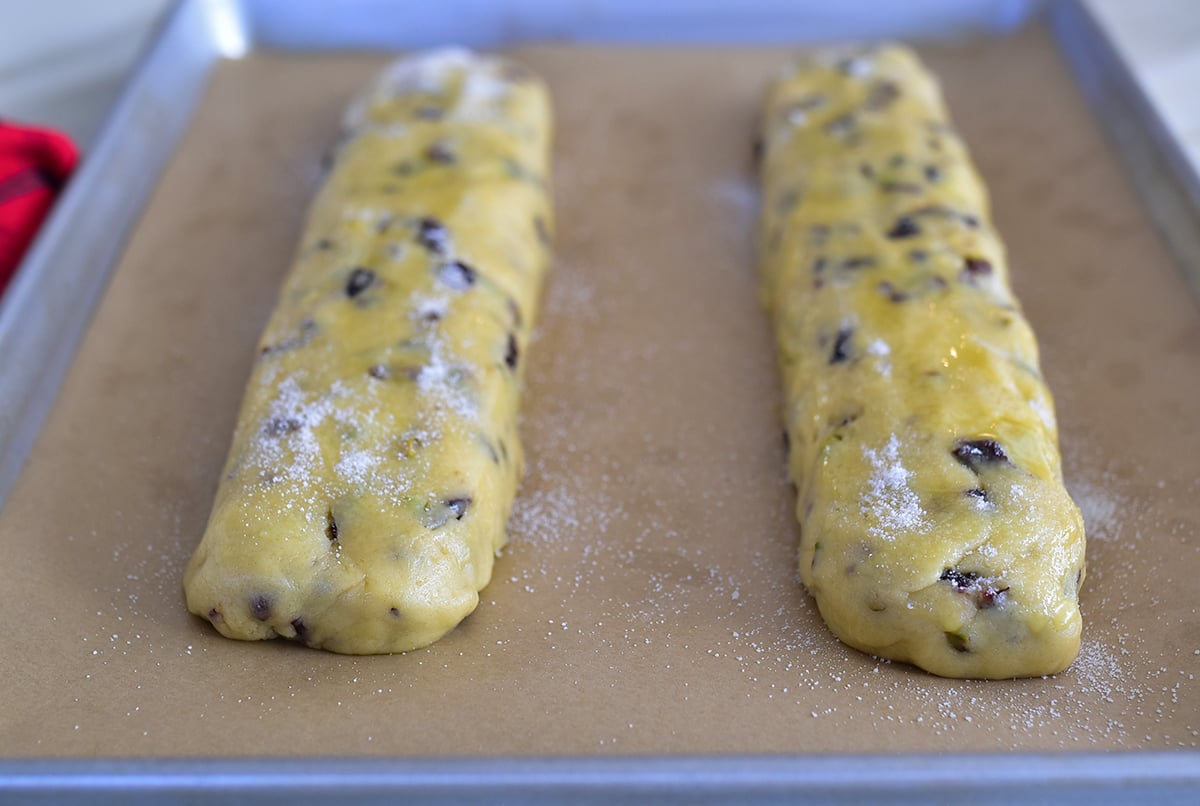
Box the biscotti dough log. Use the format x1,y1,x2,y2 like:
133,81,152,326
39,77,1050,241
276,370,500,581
184,50,553,654
757,46,1085,678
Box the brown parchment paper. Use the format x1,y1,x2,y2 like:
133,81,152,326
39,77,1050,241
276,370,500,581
2,23,1199,758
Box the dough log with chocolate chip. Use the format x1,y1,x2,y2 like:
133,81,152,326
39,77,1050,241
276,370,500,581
757,46,1085,678
184,50,553,654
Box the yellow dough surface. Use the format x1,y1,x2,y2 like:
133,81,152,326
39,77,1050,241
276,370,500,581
757,46,1085,678
184,50,553,654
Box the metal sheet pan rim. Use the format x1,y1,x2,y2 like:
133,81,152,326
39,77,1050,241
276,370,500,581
1048,0,1200,304
3,0,1200,796
4,752,1200,800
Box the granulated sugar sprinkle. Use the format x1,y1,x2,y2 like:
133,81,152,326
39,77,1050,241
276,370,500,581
861,434,928,539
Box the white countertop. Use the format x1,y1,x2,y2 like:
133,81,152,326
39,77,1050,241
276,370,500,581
0,0,170,147
1086,0,1200,167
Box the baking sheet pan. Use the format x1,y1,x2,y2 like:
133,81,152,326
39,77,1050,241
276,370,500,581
2,0,1199,798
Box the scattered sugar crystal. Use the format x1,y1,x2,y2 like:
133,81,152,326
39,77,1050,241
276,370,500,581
861,435,927,540
866,338,892,378
417,337,479,422
414,294,450,323
1066,475,1125,542
334,449,381,487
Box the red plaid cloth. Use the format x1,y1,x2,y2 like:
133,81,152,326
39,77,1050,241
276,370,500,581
0,121,79,296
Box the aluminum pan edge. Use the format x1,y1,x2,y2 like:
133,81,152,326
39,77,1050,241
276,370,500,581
239,0,1039,49
1049,0,1200,304
1,753,1199,804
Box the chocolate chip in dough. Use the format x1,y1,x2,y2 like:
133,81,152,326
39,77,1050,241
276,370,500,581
834,411,860,428
426,141,456,164
445,497,471,520
264,417,302,436
961,256,993,281
439,260,477,290
864,80,900,111
250,595,273,622
504,333,519,370
345,267,376,298
291,617,309,640
208,608,223,624
976,586,1009,609
886,217,920,239
941,567,1007,609
877,281,908,302
325,508,339,542
953,439,1009,470
416,217,450,254
368,364,391,380
924,164,942,183
829,326,854,364
940,568,979,589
